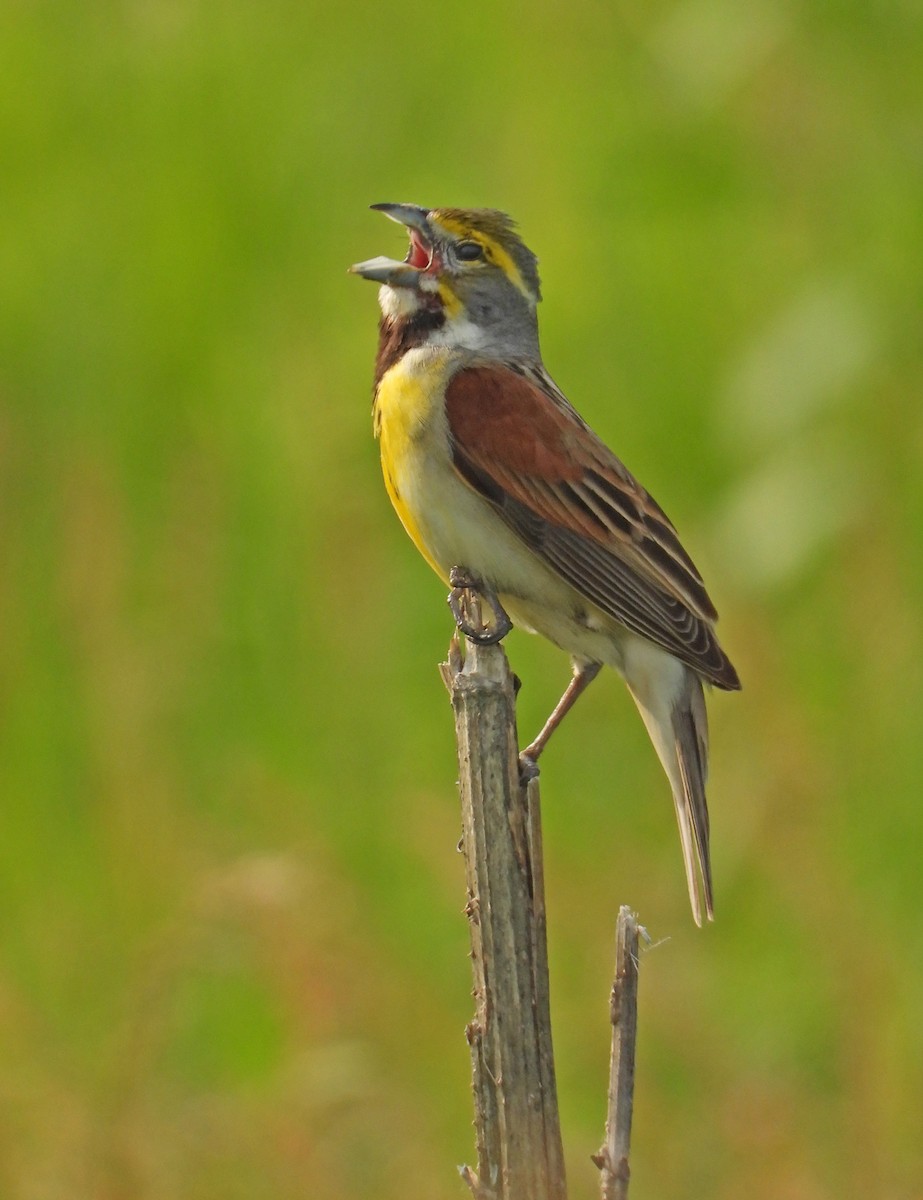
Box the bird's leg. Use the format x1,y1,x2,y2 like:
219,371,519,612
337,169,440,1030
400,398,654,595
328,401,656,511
447,566,513,645
519,660,602,780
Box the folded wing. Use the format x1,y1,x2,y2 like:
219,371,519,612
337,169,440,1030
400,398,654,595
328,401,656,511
444,363,740,690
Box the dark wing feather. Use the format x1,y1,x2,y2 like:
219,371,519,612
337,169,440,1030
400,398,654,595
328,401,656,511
444,364,740,690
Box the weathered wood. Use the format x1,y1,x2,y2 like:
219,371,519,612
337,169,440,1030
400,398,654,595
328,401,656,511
593,907,642,1200
440,634,567,1200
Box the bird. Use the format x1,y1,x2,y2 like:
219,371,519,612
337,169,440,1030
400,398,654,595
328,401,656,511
351,203,740,925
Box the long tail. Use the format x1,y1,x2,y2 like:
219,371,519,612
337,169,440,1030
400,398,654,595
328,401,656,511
627,664,712,925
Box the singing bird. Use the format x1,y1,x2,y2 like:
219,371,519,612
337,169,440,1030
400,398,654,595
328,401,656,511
351,204,740,924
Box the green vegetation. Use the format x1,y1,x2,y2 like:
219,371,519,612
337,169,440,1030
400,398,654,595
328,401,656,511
1,2,921,1196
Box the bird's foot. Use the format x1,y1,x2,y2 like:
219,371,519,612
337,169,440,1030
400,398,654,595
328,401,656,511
447,566,512,645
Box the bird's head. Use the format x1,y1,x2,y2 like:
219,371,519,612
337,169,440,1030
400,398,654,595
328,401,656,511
351,203,542,357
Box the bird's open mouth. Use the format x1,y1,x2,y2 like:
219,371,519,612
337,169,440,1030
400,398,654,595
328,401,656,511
350,203,438,288
406,228,434,269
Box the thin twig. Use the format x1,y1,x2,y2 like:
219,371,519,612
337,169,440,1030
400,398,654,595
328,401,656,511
593,906,642,1200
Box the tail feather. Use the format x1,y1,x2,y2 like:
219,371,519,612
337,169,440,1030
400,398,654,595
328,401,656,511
626,657,713,925
671,677,712,925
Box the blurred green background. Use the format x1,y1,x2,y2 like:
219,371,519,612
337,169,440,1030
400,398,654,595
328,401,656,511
2,1,922,1196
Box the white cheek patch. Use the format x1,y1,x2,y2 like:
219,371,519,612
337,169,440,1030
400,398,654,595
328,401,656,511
378,271,442,319
378,285,424,318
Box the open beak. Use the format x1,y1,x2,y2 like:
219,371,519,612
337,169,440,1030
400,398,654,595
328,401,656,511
350,203,436,288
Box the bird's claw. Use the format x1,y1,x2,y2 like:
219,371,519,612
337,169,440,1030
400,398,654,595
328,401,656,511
447,567,513,645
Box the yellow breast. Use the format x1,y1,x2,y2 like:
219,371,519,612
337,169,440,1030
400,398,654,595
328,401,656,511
373,348,456,580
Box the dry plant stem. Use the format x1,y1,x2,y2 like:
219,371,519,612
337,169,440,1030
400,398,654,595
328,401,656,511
594,907,642,1200
440,632,567,1200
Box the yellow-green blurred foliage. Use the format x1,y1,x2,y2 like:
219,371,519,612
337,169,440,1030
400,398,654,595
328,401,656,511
2,1,922,1196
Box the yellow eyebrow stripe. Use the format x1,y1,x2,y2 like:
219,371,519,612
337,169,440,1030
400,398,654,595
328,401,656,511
434,214,531,300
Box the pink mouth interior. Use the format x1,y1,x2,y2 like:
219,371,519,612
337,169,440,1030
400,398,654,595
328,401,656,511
406,230,433,269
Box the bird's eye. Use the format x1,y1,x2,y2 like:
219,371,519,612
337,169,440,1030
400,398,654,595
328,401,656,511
456,240,484,262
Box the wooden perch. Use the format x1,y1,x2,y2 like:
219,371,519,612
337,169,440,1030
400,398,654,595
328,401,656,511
440,634,567,1200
